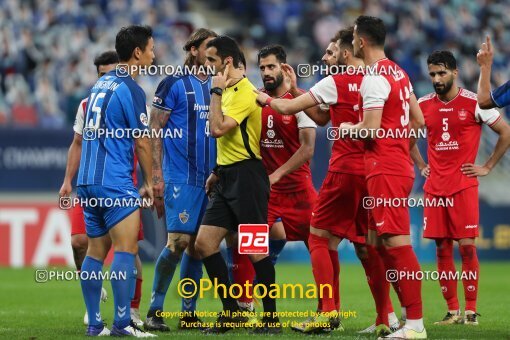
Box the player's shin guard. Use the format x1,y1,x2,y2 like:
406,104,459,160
459,245,479,312
308,234,335,312
180,252,203,313
328,249,340,311
437,240,459,311
111,252,136,329
385,245,423,320
269,239,287,265
364,245,390,326
252,257,277,317
131,278,143,309
81,256,104,327
232,250,254,304
149,247,180,313
202,252,239,312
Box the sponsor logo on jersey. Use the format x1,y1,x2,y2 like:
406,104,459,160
465,224,478,229
267,129,275,138
458,109,467,120
441,132,451,142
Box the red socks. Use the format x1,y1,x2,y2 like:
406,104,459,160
384,245,423,319
328,249,340,311
308,234,336,312
131,278,143,309
436,240,459,311
232,250,255,303
363,245,390,325
459,245,479,312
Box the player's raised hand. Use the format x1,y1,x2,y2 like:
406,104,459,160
59,181,72,198
461,163,490,177
281,63,298,90
477,35,493,67
152,172,165,218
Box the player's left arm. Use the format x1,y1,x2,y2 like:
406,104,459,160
477,35,498,109
209,63,238,137
269,127,316,186
461,116,510,177
408,92,425,149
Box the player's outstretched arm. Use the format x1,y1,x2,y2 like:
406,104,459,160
269,127,316,186
477,35,497,109
149,106,170,218
59,133,82,197
461,118,510,177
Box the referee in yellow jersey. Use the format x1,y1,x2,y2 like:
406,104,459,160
194,36,279,334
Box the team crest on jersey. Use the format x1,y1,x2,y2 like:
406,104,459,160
179,210,190,224
140,112,149,126
441,132,450,141
267,129,275,138
282,115,292,125
458,109,467,121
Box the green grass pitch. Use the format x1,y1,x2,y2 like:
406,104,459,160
1,262,509,339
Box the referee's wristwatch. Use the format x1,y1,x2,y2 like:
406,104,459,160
210,87,223,96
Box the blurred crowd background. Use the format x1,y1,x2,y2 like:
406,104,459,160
1,0,510,128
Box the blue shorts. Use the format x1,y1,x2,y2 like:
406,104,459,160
165,183,208,234
77,185,141,238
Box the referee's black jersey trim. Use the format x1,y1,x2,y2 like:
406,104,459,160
240,117,256,159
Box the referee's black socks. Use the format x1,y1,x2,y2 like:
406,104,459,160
252,256,278,319
202,252,239,313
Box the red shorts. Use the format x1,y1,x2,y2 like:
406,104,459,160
310,172,366,244
70,204,144,240
423,186,479,239
367,174,414,236
267,184,317,241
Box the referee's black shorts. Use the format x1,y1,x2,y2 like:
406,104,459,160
201,158,269,232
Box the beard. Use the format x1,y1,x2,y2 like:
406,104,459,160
263,73,284,91
433,78,454,95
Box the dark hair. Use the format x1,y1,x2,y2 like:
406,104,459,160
183,28,218,67
239,50,246,69
427,50,457,70
115,25,153,62
93,51,119,73
337,27,354,51
354,16,386,47
330,30,342,43
205,35,242,67
257,44,287,64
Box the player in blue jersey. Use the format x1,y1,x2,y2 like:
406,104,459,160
143,28,218,332
477,36,510,109
76,25,155,337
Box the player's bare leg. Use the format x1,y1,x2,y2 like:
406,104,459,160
108,210,155,337
458,237,480,325
434,238,462,325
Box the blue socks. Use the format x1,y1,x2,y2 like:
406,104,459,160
111,251,135,329
81,256,104,327
269,239,287,265
149,247,179,313
180,252,203,313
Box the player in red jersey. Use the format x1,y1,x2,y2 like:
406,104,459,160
58,51,145,328
255,28,401,335
417,51,510,326
339,16,427,339
231,45,317,314
322,31,340,68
